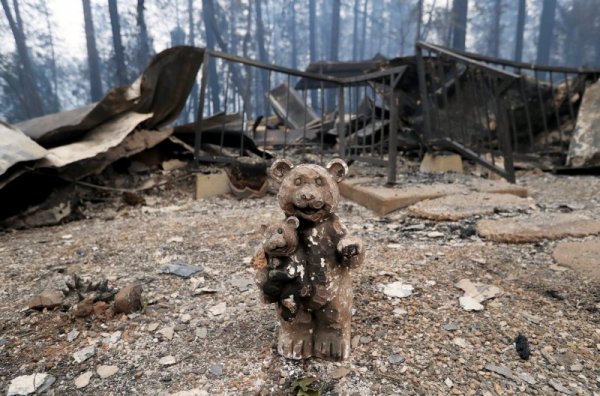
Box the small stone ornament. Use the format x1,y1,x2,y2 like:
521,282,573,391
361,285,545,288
253,159,365,360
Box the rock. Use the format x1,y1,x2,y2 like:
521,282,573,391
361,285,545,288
331,367,351,379
159,355,177,366
7,373,55,396
73,345,96,363
229,275,255,291
553,239,600,281
409,192,530,221
169,389,209,396
455,279,502,302
359,336,372,344
180,314,192,324
518,372,537,385
66,329,80,342
114,284,143,314
101,331,122,345
388,354,405,365
158,326,175,340
93,301,109,316
443,323,459,332
74,371,93,389
96,365,119,379
476,213,600,243
515,334,531,360
444,378,454,388
452,337,469,348
148,322,160,332
567,79,600,167
522,312,541,325
72,297,95,318
166,236,184,243
160,262,203,278
382,282,414,298
195,327,208,339
426,231,444,238
549,380,573,395
27,289,63,310
569,363,583,372
459,296,484,311
208,363,223,376
484,363,515,380
455,279,501,311
393,308,407,316
209,302,226,316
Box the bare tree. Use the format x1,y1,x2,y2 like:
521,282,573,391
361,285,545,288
82,0,103,101
514,0,526,62
536,0,557,66
136,0,151,71
450,0,468,51
330,0,340,61
108,0,127,86
40,0,59,109
489,0,502,57
1,0,44,117
201,0,221,112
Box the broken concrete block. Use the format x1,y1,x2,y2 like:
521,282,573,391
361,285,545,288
553,239,600,281
476,213,600,243
27,289,64,310
195,172,230,199
567,80,600,167
408,192,531,221
419,153,463,174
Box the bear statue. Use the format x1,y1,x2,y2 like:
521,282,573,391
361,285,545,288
254,158,365,361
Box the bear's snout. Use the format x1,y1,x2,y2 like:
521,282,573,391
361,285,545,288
267,234,287,251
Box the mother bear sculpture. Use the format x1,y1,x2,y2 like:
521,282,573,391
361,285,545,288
254,158,365,361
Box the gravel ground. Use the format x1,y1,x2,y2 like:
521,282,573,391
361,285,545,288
1,167,599,395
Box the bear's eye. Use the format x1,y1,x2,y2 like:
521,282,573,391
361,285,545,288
315,177,323,186
294,177,302,186
277,228,283,234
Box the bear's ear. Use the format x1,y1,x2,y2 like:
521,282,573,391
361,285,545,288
326,158,348,183
269,159,294,182
285,216,299,229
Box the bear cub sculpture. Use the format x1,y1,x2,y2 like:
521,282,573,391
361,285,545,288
261,216,311,321
254,158,365,361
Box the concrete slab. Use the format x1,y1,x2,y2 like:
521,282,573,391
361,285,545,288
419,153,463,174
476,213,600,243
408,192,531,221
195,172,230,199
553,239,600,281
339,177,528,216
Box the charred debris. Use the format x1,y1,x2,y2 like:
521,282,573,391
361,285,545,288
1,43,599,230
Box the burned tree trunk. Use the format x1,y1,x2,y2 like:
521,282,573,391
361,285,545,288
352,0,360,60
327,0,341,110
450,0,468,51
290,3,297,69
82,0,103,101
108,0,127,86
309,0,318,105
490,0,501,57
514,0,526,62
187,0,198,121
1,0,44,118
41,1,59,111
255,0,269,114
360,0,368,59
201,0,222,112
536,0,556,67
416,0,423,42
136,0,151,70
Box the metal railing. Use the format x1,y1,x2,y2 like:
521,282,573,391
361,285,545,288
416,41,600,181
192,50,404,184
